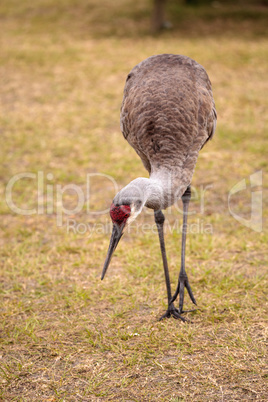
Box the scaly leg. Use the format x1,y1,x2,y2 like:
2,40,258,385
170,186,197,313
154,210,186,322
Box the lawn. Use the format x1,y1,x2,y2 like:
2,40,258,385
0,0,267,400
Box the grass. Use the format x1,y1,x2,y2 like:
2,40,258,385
0,0,268,400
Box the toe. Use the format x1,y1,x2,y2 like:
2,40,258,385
185,280,197,305
172,309,186,322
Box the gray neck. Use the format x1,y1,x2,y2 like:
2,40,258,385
116,169,188,210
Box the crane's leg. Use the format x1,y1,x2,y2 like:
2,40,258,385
170,186,197,313
154,210,186,322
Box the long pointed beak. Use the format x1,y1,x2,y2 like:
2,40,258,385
101,224,124,280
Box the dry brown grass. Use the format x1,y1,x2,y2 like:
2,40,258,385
0,0,268,400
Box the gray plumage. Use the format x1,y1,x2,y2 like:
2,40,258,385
116,54,216,210
102,54,217,321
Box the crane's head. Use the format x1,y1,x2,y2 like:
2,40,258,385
101,193,143,280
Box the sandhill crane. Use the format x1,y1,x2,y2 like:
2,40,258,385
101,54,217,321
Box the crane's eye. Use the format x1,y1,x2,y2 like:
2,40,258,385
126,73,133,81
110,203,131,226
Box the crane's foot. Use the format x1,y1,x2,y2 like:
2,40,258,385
169,272,197,314
159,303,187,322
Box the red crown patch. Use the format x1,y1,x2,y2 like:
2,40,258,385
110,203,131,226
